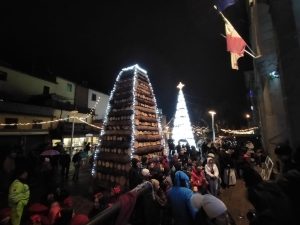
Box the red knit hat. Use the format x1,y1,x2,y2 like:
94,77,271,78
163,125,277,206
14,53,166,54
63,196,73,208
71,214,89,225
28,203,48,214
30,214,42,223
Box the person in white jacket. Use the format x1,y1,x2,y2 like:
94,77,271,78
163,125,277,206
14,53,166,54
205,157,220,196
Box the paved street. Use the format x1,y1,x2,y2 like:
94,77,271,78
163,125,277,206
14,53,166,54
220,180,253,225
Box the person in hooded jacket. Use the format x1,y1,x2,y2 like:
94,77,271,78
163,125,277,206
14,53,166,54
167,171,196,225
205,157,220,196
8,169,30,225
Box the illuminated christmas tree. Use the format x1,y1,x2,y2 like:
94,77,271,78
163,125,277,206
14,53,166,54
172,82,196,147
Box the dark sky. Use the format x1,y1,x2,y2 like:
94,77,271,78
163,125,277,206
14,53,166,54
0,0,252,128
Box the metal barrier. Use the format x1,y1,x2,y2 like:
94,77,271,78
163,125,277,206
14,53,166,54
86,182,152,225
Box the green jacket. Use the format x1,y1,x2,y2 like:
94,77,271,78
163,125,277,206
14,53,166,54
8,179,30,207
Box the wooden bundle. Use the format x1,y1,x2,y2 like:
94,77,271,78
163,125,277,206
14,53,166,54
95,66,163,188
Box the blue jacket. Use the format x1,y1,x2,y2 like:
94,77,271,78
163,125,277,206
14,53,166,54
167,171,195,225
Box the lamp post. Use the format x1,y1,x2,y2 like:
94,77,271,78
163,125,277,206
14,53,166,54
208,110,216,143
245,113,251,128
70,110,78,157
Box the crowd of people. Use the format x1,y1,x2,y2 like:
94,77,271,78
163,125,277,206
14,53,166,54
0,143,95,225
1,138,300,225
89,139,261,225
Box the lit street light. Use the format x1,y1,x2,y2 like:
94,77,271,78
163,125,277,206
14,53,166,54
245,113,251,128
208,110,216,142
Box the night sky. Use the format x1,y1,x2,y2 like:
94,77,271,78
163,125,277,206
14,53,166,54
0,0,252,128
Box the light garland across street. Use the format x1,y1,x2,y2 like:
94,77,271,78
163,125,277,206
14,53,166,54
221,127,259,135
0,116,102,129
0,96,102,129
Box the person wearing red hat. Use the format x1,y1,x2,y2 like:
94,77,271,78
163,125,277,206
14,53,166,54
28,203,48,215
71,214,89,225
30,214,42,225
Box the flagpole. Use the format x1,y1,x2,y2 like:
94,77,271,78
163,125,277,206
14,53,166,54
213,5,260,58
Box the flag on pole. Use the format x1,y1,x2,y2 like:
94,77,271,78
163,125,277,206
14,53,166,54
225,20,246,70
215,0,237,11
212,4,259,69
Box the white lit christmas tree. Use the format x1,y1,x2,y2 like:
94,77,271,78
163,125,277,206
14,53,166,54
172,82,197,147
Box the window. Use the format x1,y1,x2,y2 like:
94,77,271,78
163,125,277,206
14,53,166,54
67,83,73,92
0,71,7,81
4,118,18,129
43,86,50,95
32,120,42,129
91,93,97,101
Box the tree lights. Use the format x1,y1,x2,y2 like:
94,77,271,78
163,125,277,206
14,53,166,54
172,82,197,148
94,65,163,187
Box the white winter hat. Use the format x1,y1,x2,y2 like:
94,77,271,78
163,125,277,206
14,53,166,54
141,168,151,177
207,153,215,158
191,194,227,219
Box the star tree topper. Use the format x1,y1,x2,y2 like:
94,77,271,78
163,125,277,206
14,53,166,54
177,82,185,90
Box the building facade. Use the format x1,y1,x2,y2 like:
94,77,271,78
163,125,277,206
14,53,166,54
0,66,75,105
248,0,300,166
88,89,109,121
0,66,108,154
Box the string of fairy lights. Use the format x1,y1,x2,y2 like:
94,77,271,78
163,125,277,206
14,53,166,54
0,96,102,129
165,124,258,136
1,91,259,135
82,97,102,120
220,127,258,135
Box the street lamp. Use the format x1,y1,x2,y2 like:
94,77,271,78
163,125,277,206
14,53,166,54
208,110,216,142
69,110,78,157
245,113,251,128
